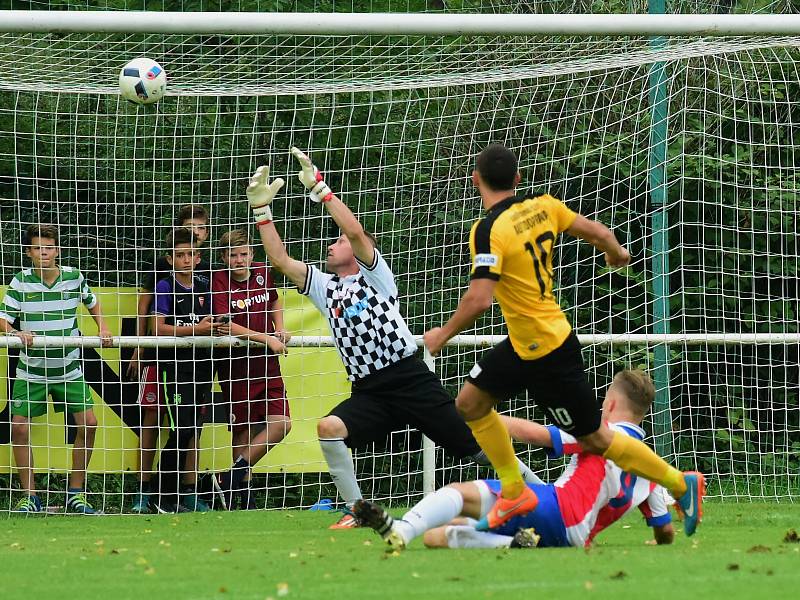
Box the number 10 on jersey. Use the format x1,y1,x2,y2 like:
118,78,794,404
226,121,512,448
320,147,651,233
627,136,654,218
525,231,555,299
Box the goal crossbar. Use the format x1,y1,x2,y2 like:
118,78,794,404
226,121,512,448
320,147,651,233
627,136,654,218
2,11,800,36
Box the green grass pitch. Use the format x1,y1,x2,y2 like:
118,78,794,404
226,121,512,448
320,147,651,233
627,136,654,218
3,503,799,599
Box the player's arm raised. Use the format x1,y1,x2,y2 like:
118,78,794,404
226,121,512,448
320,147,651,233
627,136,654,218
290,147,374,265
566,214,631,267
247,165,308,290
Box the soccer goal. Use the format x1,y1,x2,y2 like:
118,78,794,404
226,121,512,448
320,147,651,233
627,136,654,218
0,4,799,514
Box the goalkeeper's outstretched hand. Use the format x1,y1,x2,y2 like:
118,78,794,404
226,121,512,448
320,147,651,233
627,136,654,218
247,166,285,226
291,146,333,202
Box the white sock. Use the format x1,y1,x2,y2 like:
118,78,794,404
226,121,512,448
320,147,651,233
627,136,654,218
517,458,545,485
394,486,464,545
473,451,544,485
319,438,362,506
445,525,513,549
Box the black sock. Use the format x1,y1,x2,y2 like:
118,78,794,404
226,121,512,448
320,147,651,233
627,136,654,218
141,481,152,494
231,458,251,488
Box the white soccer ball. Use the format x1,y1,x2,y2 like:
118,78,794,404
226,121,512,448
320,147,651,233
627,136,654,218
119,57,167,105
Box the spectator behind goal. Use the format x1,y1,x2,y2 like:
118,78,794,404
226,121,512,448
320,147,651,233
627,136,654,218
0,224,113,514
212,229,291,510
150,228,227,513
130,204,212,513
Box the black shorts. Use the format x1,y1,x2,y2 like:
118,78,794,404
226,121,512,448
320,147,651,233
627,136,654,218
466,332,601,437
330,357,480,458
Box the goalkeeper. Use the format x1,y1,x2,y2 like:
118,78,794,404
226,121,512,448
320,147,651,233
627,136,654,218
246,148,540,529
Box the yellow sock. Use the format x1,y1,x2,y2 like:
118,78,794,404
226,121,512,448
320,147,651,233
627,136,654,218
466,410,524,499
603,431,687,498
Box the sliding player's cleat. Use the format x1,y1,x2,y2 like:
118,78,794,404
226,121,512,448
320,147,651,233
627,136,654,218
475,485,538,531
677,471,705,536
510,527,541,549
353,499,406,550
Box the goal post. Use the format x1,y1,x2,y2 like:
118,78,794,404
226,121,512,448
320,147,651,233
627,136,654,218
1,8,799,513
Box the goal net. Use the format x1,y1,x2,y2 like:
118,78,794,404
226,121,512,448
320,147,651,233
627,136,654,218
0,2,799,513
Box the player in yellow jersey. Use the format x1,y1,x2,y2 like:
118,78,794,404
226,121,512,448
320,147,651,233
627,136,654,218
424,144,704,536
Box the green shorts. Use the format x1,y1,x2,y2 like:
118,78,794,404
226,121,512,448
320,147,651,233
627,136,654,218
10,378,94,418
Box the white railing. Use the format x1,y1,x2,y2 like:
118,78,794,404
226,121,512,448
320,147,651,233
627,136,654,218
0,332,797,348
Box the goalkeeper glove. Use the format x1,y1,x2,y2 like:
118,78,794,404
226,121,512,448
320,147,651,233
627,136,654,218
290,146,334,203
246,165,285,226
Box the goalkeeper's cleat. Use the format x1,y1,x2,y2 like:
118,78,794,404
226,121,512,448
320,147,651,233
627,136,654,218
13,494,43,514
352,499,406,551
510,527,541,549
181,493,211,513
131,492,151,514
66,492,97,515
676,471,705,537
475,485,538,531
329,507,363,530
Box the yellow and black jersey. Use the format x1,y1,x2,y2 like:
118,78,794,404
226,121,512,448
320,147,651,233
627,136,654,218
469,192,577,360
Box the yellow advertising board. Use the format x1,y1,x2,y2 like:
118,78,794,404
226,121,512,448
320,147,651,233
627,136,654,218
0,287,349,475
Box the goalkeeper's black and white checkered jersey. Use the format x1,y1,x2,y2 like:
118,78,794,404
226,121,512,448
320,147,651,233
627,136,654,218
300,249,417,381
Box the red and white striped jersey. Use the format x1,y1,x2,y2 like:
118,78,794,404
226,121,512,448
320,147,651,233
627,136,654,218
547,422,672,547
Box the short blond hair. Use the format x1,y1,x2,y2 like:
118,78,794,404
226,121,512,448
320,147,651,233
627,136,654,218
219,229,250,257
612,369,655,417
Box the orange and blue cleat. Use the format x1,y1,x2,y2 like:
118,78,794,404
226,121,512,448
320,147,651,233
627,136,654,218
475,485,539,531
677,471,705,536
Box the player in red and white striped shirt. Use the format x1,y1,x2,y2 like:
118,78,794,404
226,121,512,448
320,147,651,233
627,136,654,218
212,229,291,509
356,370,676,550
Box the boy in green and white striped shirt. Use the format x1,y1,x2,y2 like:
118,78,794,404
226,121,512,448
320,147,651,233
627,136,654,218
0,224,112,514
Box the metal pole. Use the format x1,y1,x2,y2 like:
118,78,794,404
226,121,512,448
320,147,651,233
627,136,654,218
422,347,437,496
2,11,800,35
648,0,674,460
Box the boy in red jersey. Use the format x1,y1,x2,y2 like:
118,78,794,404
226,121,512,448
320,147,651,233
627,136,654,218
212,229,291,509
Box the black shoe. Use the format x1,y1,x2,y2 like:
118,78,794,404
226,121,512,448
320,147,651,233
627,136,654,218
510,527,541,549
238,489,258,510
352,499,405,550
